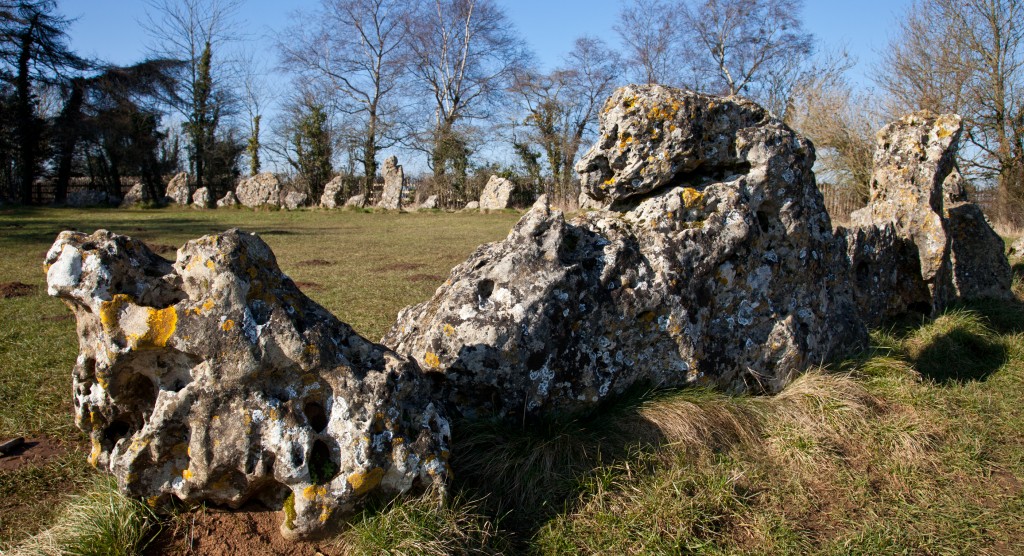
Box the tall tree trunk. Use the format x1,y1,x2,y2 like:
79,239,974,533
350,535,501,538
16,21,37,204
54,81,84,204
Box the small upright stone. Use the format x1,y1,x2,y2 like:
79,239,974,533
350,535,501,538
420,195,439,210
344,194,366,208
120,182,149,208
463,201,479,210
320,176,345,208
283,191,308,210
479,175,515,210
192,187,211,208
377,156,404,210
236,172,282,208
165,172,191,205
217,190,239,208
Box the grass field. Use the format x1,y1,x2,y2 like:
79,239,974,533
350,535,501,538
2,206,1023,555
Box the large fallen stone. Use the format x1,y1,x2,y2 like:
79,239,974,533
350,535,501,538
479,175,515,210
384,85,866,420
45,229,450,539
842,111,1011,325
236,172,282,208
165,172,191,206
377,156,404,210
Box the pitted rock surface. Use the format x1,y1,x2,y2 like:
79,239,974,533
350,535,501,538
192,187,211,208
479,175,515,210
843,111,1011,323
284,191,308,210
44,229,450,540
217,190,239,208
320,176,345,208
384,85,866,420
377,156,404,210
165,172,191,205
237,172,283,208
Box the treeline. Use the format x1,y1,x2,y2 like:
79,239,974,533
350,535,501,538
1,0,1022,219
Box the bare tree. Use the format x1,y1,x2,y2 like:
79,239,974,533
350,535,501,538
405,0,528,205
279,0,410,199
511,36,622,205
679,0,814,99
143,0,242,201
614,0,682,86
239,48,275,177
876,0,1024,223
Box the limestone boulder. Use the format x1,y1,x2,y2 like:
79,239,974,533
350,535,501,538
192,187,211,208
284,191,308,210
45,230,450,539
479,176,515,210
843,111,1011,324
377,156,404,210
120,182,149,208
1009,236,1024,259
217,191,239,208
463,201,479,211
384,85,866,421
320,176,345,208
420,195,438,210
236,173,282,208
344,194,366,208
165,173,191,206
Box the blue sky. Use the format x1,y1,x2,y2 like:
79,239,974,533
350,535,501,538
58,0,913,172
63,0,910,86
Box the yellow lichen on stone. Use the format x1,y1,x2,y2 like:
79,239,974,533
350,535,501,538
99,293,134,333
347,467,384,496
132,306,177,349
221,319,235,331
303,484,328,500
182,468,193,480
205,259,216,270
443,323,455,336
681,187,704,210
88,438,101,466
283,492,296,529
424,351,440,369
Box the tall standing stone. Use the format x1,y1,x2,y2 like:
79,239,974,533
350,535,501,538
377,156,404,210
320,175,345,208
165,172,191,206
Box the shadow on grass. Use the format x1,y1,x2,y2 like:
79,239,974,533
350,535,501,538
911,324,1006,384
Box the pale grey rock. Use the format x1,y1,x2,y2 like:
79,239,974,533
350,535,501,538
120,182,148,208
165,173,191,206
45,229,450,540
1010,236,1024,259
377,156,404,210
385,85,866,421
843,111,1011,323
320,176,345,208
236,173,282,208
217,191,239,208
419,195,439,210
479,175,515,210
192,187,211,208
284,191,308,210
344,194,366,208
463,201,479,211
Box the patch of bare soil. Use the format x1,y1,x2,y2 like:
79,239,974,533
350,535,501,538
294,281,324,291
298,259,333,267
0,281,36,299
408,273,446,283
376,262,425,272
147,506,331,556
0,437,76,471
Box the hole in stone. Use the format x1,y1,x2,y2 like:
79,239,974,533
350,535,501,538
527,351,547,371
305,401,328,433
477,279,495,304
756,210,772,234
103,419,131,444
309,440,339,485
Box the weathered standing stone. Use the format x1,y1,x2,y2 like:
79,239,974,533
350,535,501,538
284,191,308,210
419,195,439,210
842,111,1011,325
45,229,450,540
166,173,191,205
479,175,515,210
377,156,404,210
120,182,149,208
217,191,239,208
385,85,866,420
236,172,282,208
192,187,211,208
344,194,366,208
320,176,345,208
463,201,479,211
